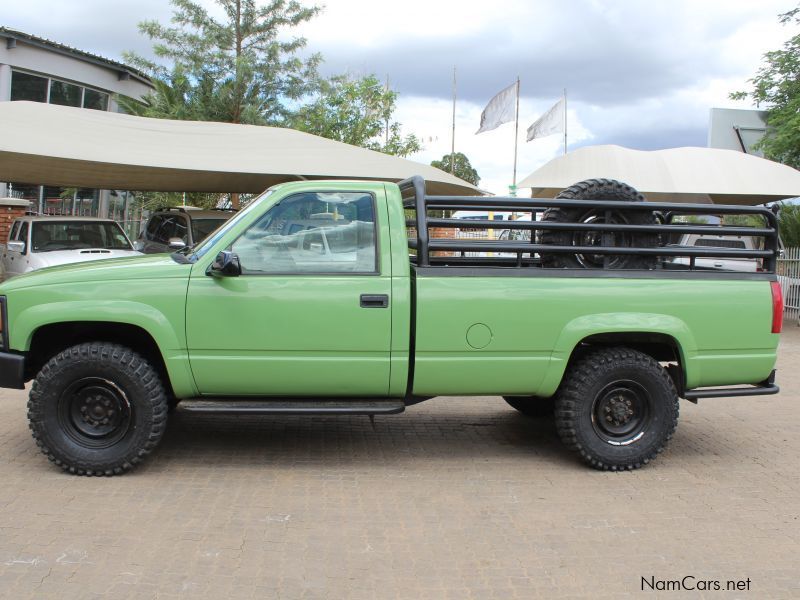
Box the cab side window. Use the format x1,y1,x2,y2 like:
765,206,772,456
231,192,377,274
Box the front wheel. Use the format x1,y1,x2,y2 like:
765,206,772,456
554,347,678,470
27,343,168,476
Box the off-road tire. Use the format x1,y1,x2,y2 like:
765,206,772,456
554,347,678,470
27,342,168,476
503,396,555,417
540,178,657,269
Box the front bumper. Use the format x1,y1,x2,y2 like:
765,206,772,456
0,352,25,389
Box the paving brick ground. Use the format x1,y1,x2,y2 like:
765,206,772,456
0,330,799,599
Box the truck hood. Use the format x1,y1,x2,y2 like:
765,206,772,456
0,253,191,291
28,248,142,269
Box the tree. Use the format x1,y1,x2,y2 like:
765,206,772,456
431,152,480,186
723,214,767,229
778,202,800,248
122,0,322,126
121,0,322,208
117,66,202,120
731,6,800,168
291,74,421,157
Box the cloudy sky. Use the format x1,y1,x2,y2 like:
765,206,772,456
4,0,799,193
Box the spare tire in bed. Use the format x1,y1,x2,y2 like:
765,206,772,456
539,178,658,270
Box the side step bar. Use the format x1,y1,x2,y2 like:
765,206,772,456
180,398,406,416
683,370,779,401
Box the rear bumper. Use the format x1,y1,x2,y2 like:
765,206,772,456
0,352,25,389
683,370,779,401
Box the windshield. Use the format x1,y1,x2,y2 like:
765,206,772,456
188,190,274,260
32,221,132,252
191,218,228,244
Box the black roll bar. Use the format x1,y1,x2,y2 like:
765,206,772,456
398,178,781,273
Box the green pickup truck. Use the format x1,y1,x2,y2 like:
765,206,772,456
0,177,783,475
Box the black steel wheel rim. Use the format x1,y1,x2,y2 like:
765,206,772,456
572,210,632,269
57,377,132,448
591,380,652,446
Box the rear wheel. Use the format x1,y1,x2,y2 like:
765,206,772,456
540,178,658,270
503,396,555,417
27,342,168,476
554,347,678,470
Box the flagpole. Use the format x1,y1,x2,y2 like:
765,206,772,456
451,67,457,174
385,75,390,147
512,77,520,195
563,88,567,155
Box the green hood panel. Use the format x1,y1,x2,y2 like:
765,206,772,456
0,254,189,291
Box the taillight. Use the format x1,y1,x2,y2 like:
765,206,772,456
771,281,783,334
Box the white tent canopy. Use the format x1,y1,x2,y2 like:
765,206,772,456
518,145,800,204
0,101,479,196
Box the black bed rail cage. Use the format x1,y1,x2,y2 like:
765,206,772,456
398,176,781,273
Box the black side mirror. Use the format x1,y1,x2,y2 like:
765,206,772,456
208,250,241,277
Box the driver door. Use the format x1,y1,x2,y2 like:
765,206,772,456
185,189,392,397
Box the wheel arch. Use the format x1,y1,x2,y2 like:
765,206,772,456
13,300,197,397
538,312,697,397
26,321,176,397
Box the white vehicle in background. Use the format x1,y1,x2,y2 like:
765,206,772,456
1,217,141,279
451,210,513,222
498,213,534,242
671,233,763,272
451,210,513,238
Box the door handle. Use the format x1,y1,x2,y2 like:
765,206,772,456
360,294,389,308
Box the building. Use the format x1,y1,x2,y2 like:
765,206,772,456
0,27,153,225
708,107,767,156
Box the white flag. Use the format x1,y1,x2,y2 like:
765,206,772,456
475,81,518,134
526,97,565,141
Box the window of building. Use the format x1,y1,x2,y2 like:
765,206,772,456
49,80,82,107
10,71,48,102
10,70,110,112
83,89,109,111
6,182,40,206
74,188,98,216
42,186,69,215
